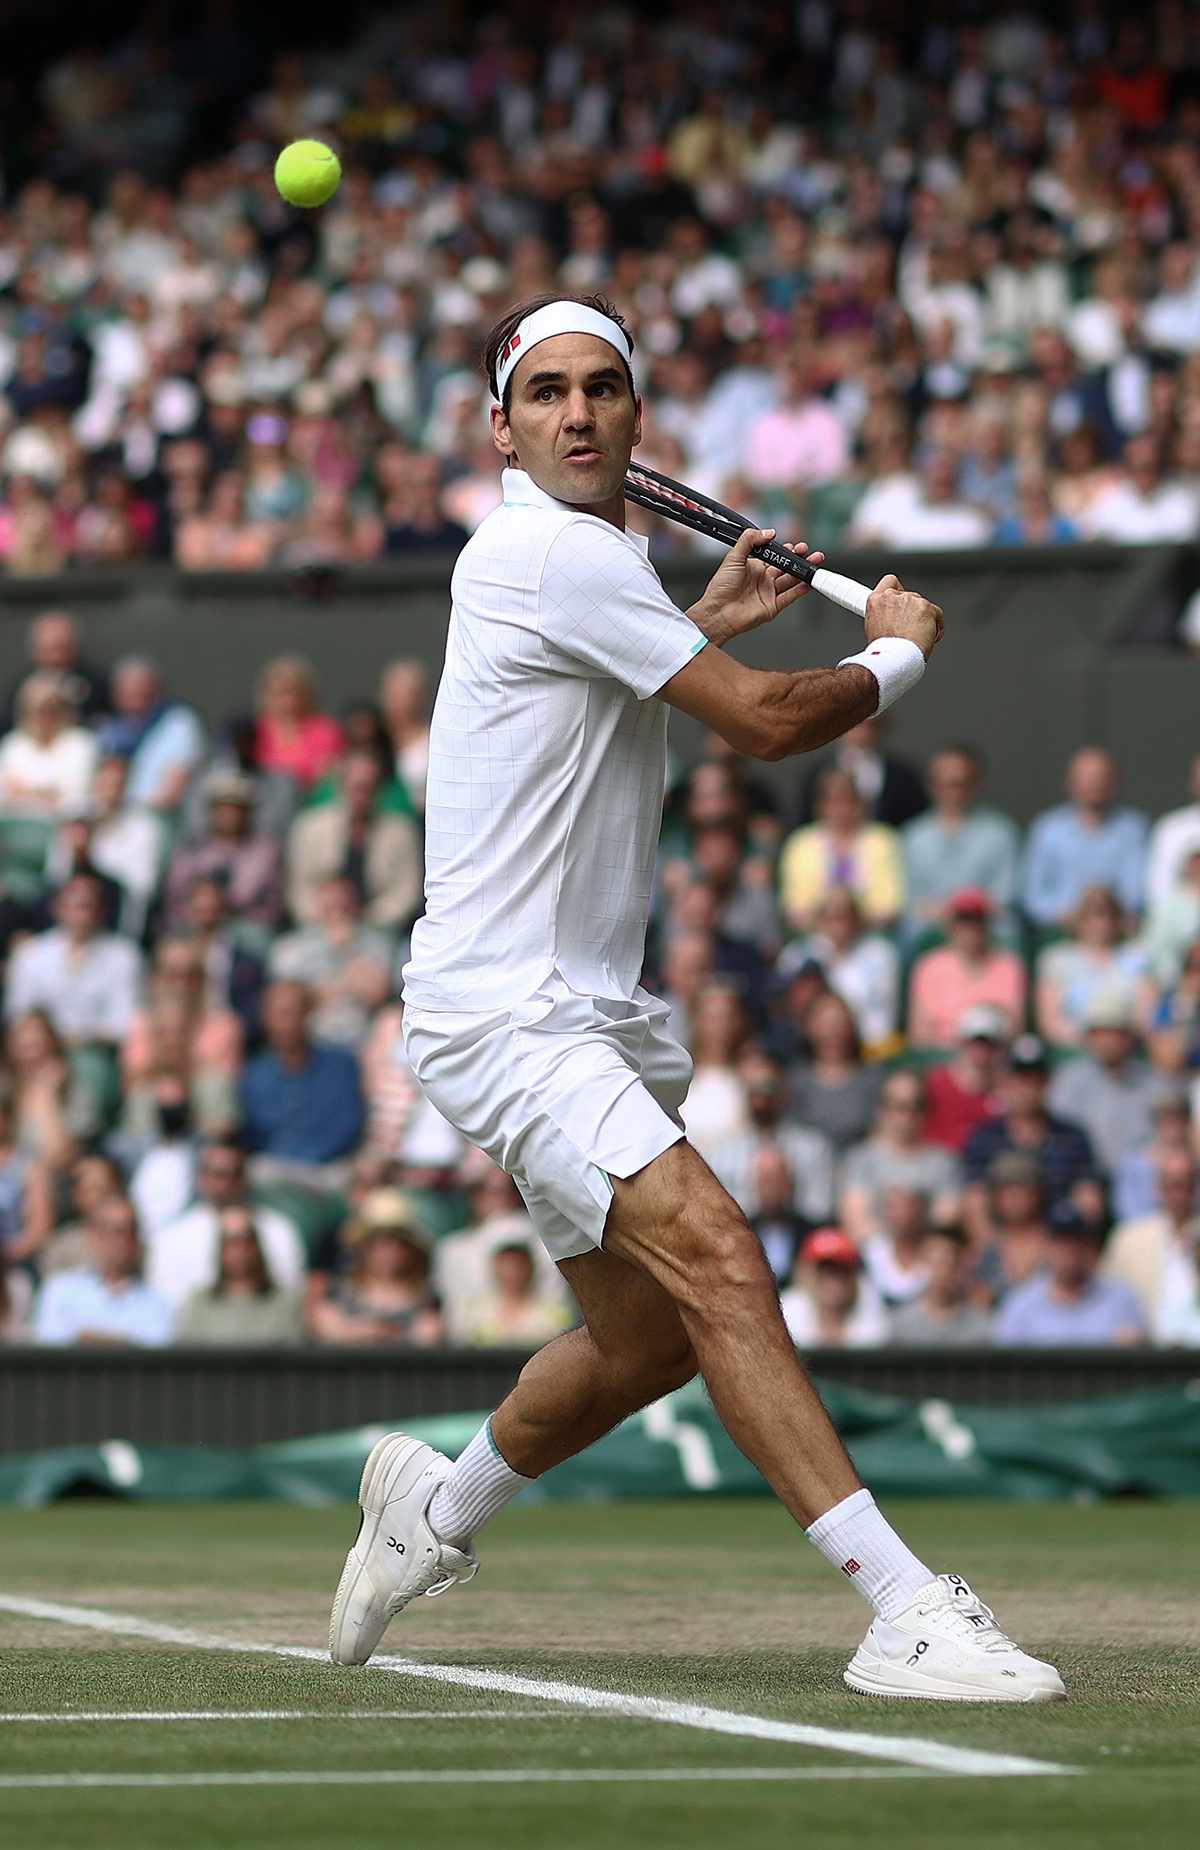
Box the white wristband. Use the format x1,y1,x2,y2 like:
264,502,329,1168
836,637,926,716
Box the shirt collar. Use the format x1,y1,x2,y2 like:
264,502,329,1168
501,467,649,556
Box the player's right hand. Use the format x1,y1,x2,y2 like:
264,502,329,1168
865,574,944,659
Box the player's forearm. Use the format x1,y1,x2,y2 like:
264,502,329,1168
752,664,880,760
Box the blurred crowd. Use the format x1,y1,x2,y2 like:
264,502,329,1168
5,3,1200,584
2,605,1200,1353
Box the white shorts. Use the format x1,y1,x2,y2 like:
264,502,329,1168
402,973,692,1263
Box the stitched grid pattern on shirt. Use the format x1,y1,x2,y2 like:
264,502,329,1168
404,482,705,1010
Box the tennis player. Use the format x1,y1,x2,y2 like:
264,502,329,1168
330,294,1064,1703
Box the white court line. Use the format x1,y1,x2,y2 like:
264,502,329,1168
0,1768,963,1790
0,1593,1075,1779
1,1710,562,1724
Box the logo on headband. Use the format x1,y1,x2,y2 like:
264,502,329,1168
499,332,522,365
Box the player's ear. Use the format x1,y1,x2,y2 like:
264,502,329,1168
490,403,517,462
631,391,643,450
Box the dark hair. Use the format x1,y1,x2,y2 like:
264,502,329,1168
483,293,635,413
213,1216,271,1297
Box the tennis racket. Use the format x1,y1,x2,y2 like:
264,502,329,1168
624,462,872,619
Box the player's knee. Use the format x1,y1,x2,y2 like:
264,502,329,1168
674,1204,771,1310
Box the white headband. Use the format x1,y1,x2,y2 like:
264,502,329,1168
494,301,634,404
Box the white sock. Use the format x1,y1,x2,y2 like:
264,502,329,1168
427,1419,533,1547
805,1488,933,1621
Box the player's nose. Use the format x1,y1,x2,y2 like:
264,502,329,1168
562,390,595,428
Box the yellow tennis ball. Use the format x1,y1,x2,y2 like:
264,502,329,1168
274,139,343,209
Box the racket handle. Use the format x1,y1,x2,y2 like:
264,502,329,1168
751,540,872,619
808,568,872,619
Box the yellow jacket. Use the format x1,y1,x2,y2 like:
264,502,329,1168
778,823,905,927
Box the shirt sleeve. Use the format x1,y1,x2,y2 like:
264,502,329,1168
537,519,707,700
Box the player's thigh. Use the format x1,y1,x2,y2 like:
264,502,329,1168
603,1138,775,1307
558,1243,695,1385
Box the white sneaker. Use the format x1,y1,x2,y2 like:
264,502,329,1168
329,1432,478,1667
844,1573,1066,1703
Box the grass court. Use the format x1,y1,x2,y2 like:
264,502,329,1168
1,1496,1197,1848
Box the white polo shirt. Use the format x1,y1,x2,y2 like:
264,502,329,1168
402,467,707,1012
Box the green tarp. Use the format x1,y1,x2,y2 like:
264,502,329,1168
3,1380,1199,1507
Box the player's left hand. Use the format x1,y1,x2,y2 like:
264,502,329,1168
693,529,824,645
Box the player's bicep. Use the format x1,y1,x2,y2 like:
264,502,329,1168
657,644,780,760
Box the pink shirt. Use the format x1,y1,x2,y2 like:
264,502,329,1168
744,402,850,487
255,714,344,786
908,947,1027,1050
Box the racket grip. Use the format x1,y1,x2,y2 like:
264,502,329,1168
808,568,872,618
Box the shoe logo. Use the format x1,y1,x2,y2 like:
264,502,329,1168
906,1639,930,1668
1001,1669,1017,1678
945,1575,970,1598
967,1613,988,1628
841,1557,862,1578
386,1536,406,1554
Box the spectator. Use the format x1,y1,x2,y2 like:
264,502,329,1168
779,768,904,933
787,991,882,1154
177,871,268,1041
900,743,1020,929
679,981,751,1157
744,1144,811,1285
166,767,283,930
0,1261,32,1341
1081,434,1199,543
49,754,164,938
145,1136,305,1310
239,979,365,1171
309,1190,443,1347
457,1238,574,1348
964,1035,1097,1229
1022,747,1149,927
922,1005,1008,1153
780,887,899,1053
2,609,108,728
1147,943,1200,1077
125,1077,203,1239
5,872,142,1047
970,1152,1052,1309
286,748,422,930
434,1160,565,1340
119,986,239,1150
853,451,991,549
1035,885,1152,1047
0,1088,53,1266
995,1201,1146,1347
689,820,781,960
1113,1093,1195,1224
742,354,849,489
653,929,716,1054
779,1228,889,1349
379,659,431,814
862,1184,934,1311
796,717,926,831
382,453,469,556
889,1223,995,1347
1104,1147,1200,1345
269,873,393,1046
253,654,344,791
660,880,769,1018
1145,753,1200,912
33,1193,173,1347
907,888,1026,1050
39,1153,127,1277
993,473,1079,544
840,1072,962,1245
709,1046,835,1229
173,1206,305,1346
1048,993,1170,1176
100,657,205,815
0,673,96,818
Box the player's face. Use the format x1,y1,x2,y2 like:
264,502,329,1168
493,333,641,518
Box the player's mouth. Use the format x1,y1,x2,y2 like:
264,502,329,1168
563,447,603,464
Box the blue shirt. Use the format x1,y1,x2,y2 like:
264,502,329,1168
34,1268,174,1346
116,704,206,807
1022,804,1150,925
964,1112,1096,1207
240,1042,365,1163
995,1272,1146,1346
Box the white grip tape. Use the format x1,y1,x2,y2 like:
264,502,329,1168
836,636,926,716
809,568,872,618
